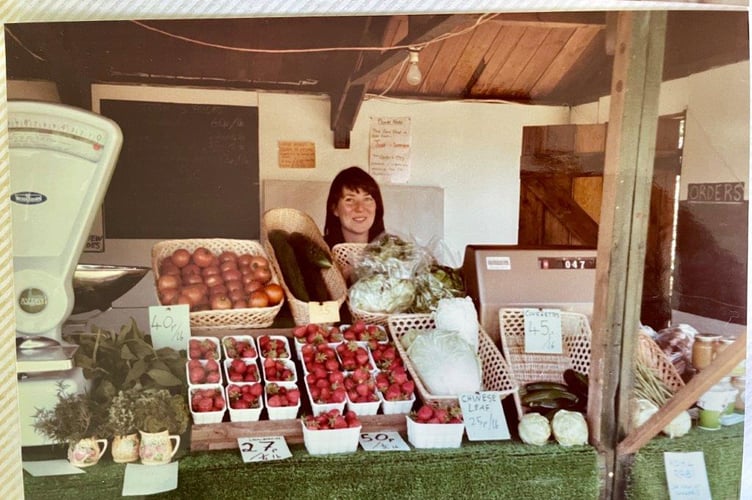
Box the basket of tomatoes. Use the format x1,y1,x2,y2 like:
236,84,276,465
152,238,285,329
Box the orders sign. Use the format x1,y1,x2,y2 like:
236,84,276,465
237,436,292,463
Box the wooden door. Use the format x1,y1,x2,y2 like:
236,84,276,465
519,115,683,329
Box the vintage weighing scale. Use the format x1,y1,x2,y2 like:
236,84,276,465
462,245,597,343
9,100,129,446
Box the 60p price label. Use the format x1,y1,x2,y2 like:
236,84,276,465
148,305,190,351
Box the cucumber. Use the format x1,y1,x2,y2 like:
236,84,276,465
563,369,589,398
267,230,309,302
288,232,332,269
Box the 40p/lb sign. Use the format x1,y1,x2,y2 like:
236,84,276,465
148,304,190,351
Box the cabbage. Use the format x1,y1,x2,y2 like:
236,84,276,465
406,329,482,395
518,413,551,446
434,297,479,351
630,398,659,429
662,410,691,438
348,274,415,313
410,265,466,313
551,409,588,446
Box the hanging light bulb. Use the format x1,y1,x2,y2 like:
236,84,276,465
405,49,422,86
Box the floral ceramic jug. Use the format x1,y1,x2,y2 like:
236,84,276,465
138,430,180,465
111,433,140,463
68,437,108,467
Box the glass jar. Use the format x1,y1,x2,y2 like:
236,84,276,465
731,376,745,411
692,333,721,371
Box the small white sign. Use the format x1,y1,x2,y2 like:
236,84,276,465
122,462,178,496
308,301,340,324
459,392,511,441
523,308,563,354
148,305,191,351
237,436,292,463
359,431,410,451
664,451,713,500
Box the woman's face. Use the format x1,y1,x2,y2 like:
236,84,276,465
333,187,377,243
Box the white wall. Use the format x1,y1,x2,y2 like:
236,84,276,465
258,93,570,258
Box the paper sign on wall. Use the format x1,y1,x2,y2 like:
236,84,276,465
523,308,563,353
369,116,411,184
278,141,315,168
148,304,190,351
459,392,511,441
664,451,712,499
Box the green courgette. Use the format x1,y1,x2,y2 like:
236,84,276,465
267,230,309,302
291,243,331,302
563,369,589,399
525,398,580,411
288,232,332,269
521,388,579,406
524,381,571,393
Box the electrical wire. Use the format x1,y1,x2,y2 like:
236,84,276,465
4,27,46,61
129,13,500,55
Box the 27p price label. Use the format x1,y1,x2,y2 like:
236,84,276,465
359,431,410,451
237,436,292,463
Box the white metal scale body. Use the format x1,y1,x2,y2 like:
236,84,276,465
10,100,122,446
10,100,122,341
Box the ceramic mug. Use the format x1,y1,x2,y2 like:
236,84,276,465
112,433,141,463
68,437,108,467
138,430,181,465
698,409,722,430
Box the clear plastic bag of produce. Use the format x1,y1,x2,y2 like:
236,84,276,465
352,233,433,280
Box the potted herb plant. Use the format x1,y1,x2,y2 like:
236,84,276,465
106,388,141,463
131,389,190,465
33,383,109,467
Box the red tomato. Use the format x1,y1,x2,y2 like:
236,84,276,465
249,255,269,270
249,290,269,308
171,248,191,268
192,247,214,268
263,283,284,306
252,266,272,284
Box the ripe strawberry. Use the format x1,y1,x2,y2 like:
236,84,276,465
196,397,214,412
416,404,435,422
189,366,206,384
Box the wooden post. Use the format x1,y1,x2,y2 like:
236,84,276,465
587,11,667,500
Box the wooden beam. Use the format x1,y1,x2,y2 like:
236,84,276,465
331,14,475,148
521,176,599,246
587,11,667,500
618,332,746,456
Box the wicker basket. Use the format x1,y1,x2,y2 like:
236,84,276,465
498,308,592,389
331,242,367,280
151,238,283,329
388,314,522,418
261,208,348,325
637,332,685,394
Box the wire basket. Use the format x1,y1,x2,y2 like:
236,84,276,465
498,308,592,388
388,314,522,418
261,208,348,325
331,242,367,281
151,238,283,329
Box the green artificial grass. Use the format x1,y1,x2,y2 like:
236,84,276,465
25,423,741,500
626,423,743,500
24,439,600,500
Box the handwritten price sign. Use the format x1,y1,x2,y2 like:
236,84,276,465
359,431,410,452
663,452,712,500
308,301,340,324
237,436,292,463
459,392,511,441
148,305,190,351
523,308,563,354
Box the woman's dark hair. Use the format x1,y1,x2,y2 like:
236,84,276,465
324,166,385,247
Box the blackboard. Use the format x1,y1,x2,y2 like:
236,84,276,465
673,200,748,324
100,100,260,239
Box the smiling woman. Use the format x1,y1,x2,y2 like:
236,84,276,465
324,166,386,247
